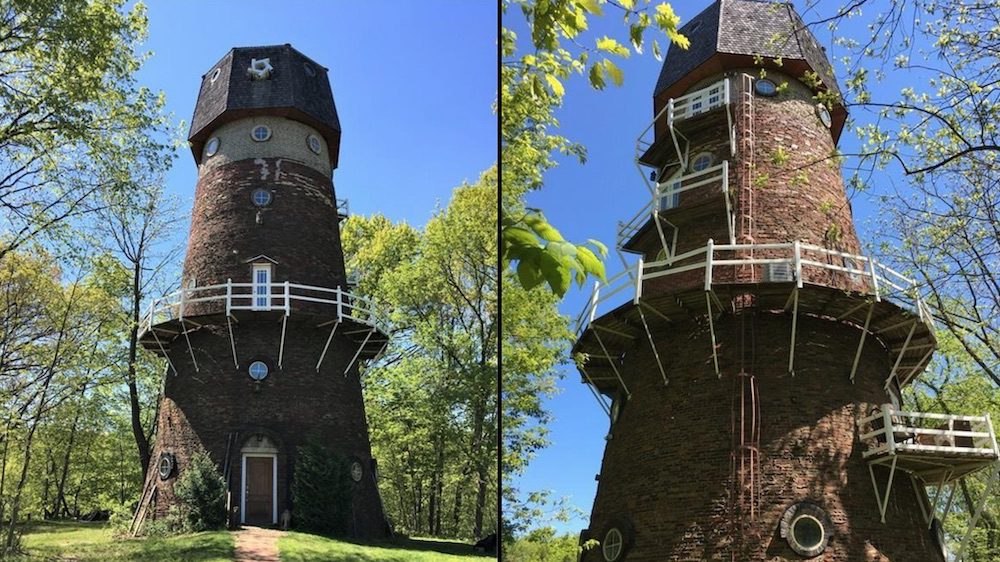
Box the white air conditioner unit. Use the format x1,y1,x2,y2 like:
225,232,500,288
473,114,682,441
765,262,794,283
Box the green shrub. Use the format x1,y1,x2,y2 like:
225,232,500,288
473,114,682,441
108,502,135,537
143,505,190,538
290,440,354,535
173,451,226,531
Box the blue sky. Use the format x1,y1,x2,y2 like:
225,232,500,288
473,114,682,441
509,0,911,535
135,1,497,235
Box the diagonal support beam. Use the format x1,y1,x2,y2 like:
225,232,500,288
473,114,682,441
869,456,898,523
637,305,668,386
277,314,288,369
850,303,875,383
887,321,918,386
705,291,720,378
150,328,178,376
788,288,799,377
579,366,612,417
179,319,199,372
955,464,999,561
344,328,375,376
315,322,339,372
226,315,239,370
592,327,630,398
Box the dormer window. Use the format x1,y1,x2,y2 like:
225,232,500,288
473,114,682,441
248,58,273,80
252,263,272,311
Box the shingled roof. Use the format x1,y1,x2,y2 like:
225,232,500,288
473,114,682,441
653,0,841,101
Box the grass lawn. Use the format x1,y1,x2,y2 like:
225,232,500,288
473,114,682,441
18,520,233,561
277,531,495,561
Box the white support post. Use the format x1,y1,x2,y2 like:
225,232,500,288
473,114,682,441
955,465,1000,562
941,480,956,529
150,328,178,376
888,321,918,384
226,278,232,316
705,239,714,291
226,314,239,370
850,303,875,383
788,288,799,377
653,211,673,264
579,366,612,417
724,78,735,155
987,413,999,457
722,160,735,245
883,404,897,457
315,323,339,372
878,456,898,523
344,328,375,375
277,315,288,369
179,286,186,319
634,259,644,304
284,281,290,315
637,305,668,386
180,319,199,373
705,291,721,378
793,240,803,288
591,328,631,398
868,257,882,302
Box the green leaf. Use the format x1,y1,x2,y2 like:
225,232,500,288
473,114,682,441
516,249,546,290
575,0,603,16
504,226,542,249
544,74,565,97
596,36,630,58
539,249,571,296
577,246,606,281
586,238,608,257
603,59,624,86
524,213,564,242
588,62,606,90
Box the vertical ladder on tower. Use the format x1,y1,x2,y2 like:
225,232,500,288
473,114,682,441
735,73,756,283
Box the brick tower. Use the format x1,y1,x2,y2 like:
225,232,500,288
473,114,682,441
574,2,999,560
133,45,389,535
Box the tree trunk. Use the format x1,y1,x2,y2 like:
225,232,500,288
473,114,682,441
53,401,82,518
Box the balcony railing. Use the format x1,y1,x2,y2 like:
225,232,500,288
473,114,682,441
635,78,731,167
140,280,388,336
617,161,732,251
859,406,999,462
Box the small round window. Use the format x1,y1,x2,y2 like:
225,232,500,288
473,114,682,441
755,78,777,97
209,68,221,83
307,134,322,154
691,152,713,172
816,104,832,128
790,515,824,552
303,62,316,77
350,461,363,482
205,137,220,157
780,502,832,557
252,125,272,142
602,528,623,561
251,189,272,207
249,361,269,381
157,453,174,481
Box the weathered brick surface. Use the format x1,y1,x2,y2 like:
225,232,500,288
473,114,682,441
582,314,942,561
146,131,385,535
581,65,942,559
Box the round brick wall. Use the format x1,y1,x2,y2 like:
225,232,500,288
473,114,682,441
582,313,943,561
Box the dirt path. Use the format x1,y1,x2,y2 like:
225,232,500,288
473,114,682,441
232,526,284,562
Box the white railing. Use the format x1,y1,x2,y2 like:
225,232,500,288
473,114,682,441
859,405,1000,460
140,280,388,336
617,161,731,249
635,78,731,160
574,240,932,337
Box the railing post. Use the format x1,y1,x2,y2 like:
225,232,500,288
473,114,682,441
337,288,343,320
883,404,896,455
589,281,601,323
987,413,999,456
284,281,290,315
667,98,675,127
226,278,232,316
868,256,881,302
723,77,730,106
705,239,714,291
634,259,644,304
793,240,803,288
179,287,186,319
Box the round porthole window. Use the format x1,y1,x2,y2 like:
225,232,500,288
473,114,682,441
691,152,713,172
248,361,269,381
307,134,322,154
780,502,832,557
350,460,363,482
251,189,272,207
303,62,316,77
205,137,220,157
816,104,832,128
209,68,221,83
251,125,272,142
602,528,623,561
755,78,778,97
157,453,175,481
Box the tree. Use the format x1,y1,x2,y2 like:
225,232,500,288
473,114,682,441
290,440,354,535
501,0,690,295
173,450,226,532
0,0,174,261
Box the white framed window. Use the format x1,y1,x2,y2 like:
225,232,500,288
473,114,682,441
303,62,316,77
251,189,272,207
691,152,713,172
843,256,863,283
789,514,824,552
658,170,682,211
307,134,322,154
252,125,272,142
205,137,220,157
755,78,777,97
209,68,222,83
602,528,623,561
252,263,272,310
248,58,273,80
816,104,832,128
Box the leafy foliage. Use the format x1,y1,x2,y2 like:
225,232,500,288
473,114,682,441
501,0,690,296
172,451,226,532
290,440,353,536
505,527,580,562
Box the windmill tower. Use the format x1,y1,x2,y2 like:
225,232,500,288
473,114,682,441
133,45,389,535
574,2,999,560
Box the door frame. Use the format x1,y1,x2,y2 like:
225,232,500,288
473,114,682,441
251,263,272,311
240,453,277,525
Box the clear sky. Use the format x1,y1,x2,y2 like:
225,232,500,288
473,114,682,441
509,0,908,536
134,0,497,237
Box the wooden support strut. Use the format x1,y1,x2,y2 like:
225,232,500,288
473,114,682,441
344,328,375,376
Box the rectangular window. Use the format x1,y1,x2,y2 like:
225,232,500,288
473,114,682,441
252,264,271,310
